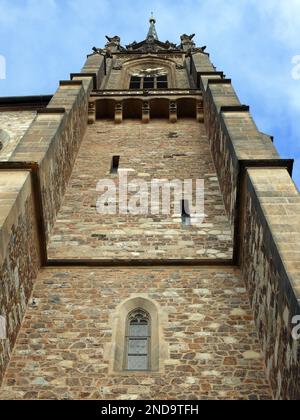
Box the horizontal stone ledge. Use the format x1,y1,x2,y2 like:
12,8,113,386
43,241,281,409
70,72,97,89
207,78,232,85
199,71,224,77
46,258,234,268
37,108,66,114
0,95,52,110
241,159,294,177
59,80,83,87
221,105,250,113
0,161,39,170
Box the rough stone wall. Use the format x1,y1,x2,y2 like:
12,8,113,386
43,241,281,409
0,55,105,389
202,81,279,228
0,172,40,384
10,81,93,240
81,54,106,89
241,169,300,400
0,112,36,161
47,119,233,260
190,52,215,88
0,267,272,400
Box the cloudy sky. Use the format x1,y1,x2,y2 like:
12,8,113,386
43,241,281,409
0,0,300,188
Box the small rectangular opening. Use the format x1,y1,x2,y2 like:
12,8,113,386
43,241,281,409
130,76,141,89
111,156,120,174
181,200,191,226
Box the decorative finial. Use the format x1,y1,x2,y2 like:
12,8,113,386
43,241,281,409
150,12,156,24
147,12,158,40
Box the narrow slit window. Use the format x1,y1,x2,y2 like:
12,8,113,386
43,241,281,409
130,76,142,89
157,75,168,89
181,200,191,226
126,309,150,371
111,155,120,174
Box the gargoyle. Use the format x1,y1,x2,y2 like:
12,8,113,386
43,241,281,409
105,35,121,45
180,34,196,43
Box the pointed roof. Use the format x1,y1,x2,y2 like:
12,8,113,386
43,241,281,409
147,13,158,40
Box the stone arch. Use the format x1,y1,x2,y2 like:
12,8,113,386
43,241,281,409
96,99,116,119
121,56,178,89
0,129,10,151
108,295,169,373
123,98,143,119
177,98,197,118
149,98,169,119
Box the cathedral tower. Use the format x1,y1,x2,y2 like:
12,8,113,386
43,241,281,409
0,17,299,400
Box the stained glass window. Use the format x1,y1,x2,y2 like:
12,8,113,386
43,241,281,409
126,309,151,371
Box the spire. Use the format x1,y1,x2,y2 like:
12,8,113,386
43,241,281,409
147,13,158,40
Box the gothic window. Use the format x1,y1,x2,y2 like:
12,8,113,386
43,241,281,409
129,75,168,90
125,309,151,371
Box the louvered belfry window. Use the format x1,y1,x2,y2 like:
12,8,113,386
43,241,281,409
126,309,151,371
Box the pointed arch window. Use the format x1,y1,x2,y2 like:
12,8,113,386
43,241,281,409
125,309,151,371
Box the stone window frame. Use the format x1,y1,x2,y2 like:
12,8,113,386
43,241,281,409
125,308,151,371
121,56,178,90
129,75,168,90
107,295,169,374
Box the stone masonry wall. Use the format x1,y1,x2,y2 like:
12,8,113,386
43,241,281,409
194,56,300,399
0,112,36,161
0,267,272,400
202,80,279,229
0,172,40,384
241,169,300,400
10,80,93,240
47,119,233,260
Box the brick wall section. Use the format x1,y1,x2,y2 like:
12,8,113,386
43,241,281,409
0,112,36,161
0,267,272,400
47,119,233,260
0,172,40,384
241,169,300,400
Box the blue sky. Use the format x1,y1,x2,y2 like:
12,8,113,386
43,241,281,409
0,0,300,188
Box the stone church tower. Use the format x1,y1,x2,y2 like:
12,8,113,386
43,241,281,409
0,17,299,400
